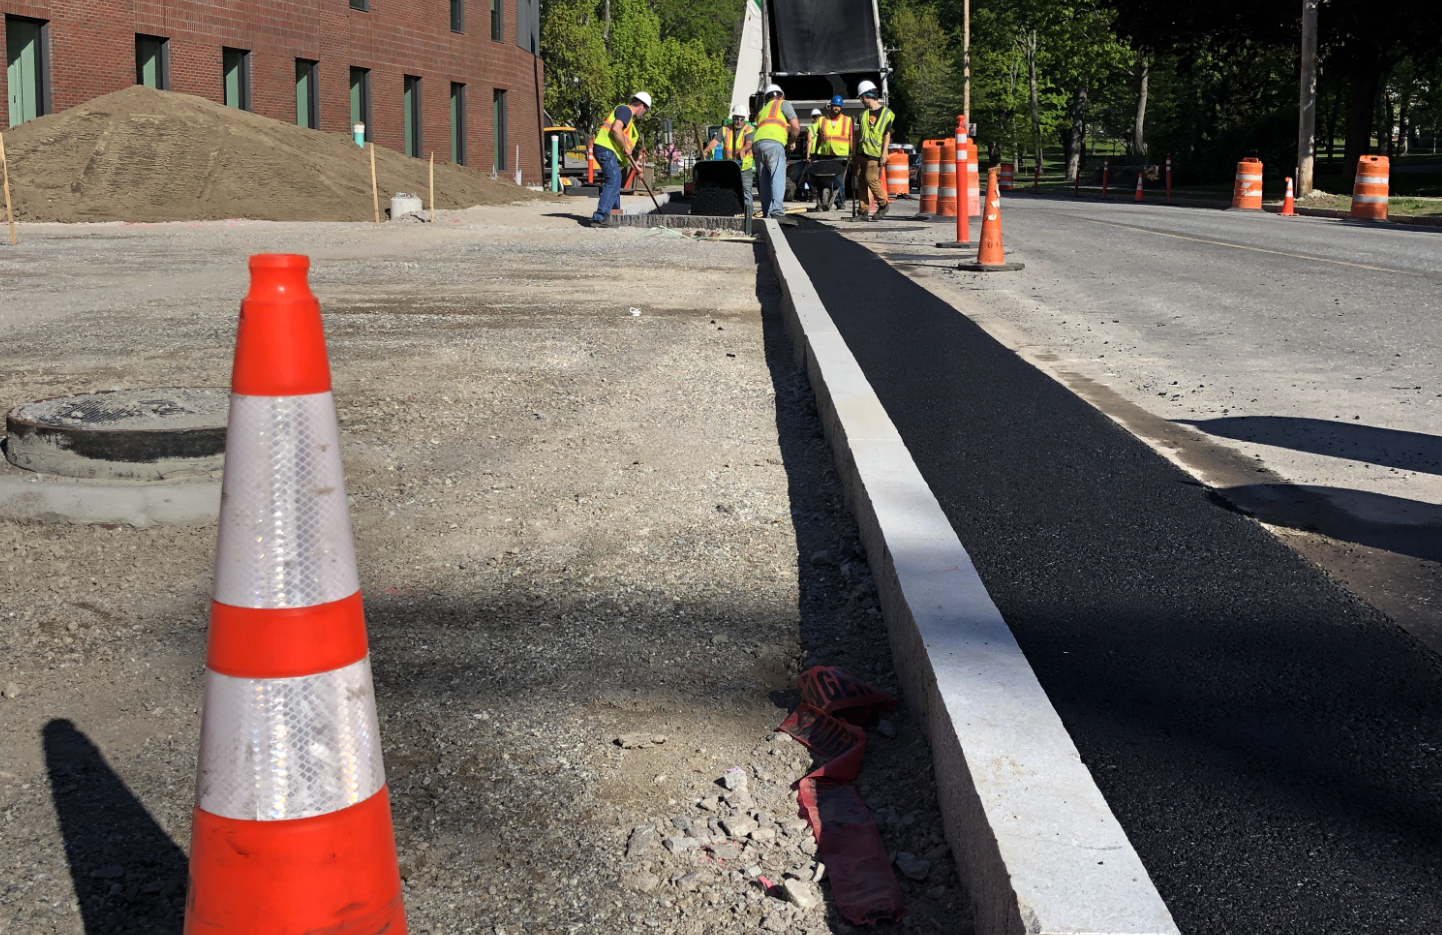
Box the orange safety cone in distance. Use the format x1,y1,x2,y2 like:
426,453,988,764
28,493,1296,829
1281,176,1296,216
184,254,407,935
1134,171,1144,202
957,168,1025,272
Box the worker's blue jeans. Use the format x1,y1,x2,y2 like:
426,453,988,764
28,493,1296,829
754,140,787,218
592,147,624,222
830,173,846,208
740,168,754,218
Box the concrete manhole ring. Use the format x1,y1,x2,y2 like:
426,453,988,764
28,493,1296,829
6,387,228,480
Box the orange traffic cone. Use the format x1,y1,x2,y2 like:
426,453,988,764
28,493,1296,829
1134,171,1144,202
184,254,407,935
958,168,1025,272
1281,176,1296,216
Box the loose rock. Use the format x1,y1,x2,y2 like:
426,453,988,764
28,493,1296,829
876,719,896,739
894,852,931,881
782,877,820,910
616,733,667,749
626,825,655,858
722,816,758,839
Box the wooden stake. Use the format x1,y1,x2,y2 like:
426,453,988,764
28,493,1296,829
370,142,380,225
429,152,435,224
0,131,16,246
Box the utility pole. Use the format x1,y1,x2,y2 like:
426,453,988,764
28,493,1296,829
963,0,970,119
1297,0,1318,194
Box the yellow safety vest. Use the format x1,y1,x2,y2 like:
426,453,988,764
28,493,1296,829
594,104,639,155
754,98,791,145
722,123,755,171
814,114,852,157
858,106,894,158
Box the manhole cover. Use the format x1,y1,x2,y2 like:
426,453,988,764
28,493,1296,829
7,387,228,480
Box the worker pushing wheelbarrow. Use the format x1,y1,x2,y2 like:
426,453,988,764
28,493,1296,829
807,95,853,212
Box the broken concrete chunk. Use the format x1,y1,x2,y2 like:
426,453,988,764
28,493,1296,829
721,816,758,839
664,836,699,854
673,869,711,891
894,852,931,881
615,733,667,749
876,719,896,739
621,867,659,892
721,766,748,792
781,878,820,910
626,825,655,858
707,842,742,862
749,826,776,843
696,795,720,811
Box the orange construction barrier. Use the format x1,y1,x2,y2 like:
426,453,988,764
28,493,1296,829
886,149,910,198
587,139,596,184
937,138,957,218
1232,157,1263,209
999,163,1014,191
185,254,407,935
919,140,942,214
1134,171,1144,202
958,168,1024,272
1281,176,1296,216
1351,155,1389,220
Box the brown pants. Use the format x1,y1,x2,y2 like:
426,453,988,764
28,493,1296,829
862,156,889,210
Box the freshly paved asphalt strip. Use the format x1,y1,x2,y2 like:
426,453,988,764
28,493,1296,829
782,219,1442,934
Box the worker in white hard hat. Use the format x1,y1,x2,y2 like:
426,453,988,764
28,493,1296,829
752,83,801,222
852,81,895,221
706,104,756,218
591,91,653,226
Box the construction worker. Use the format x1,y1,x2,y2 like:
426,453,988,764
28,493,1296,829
705,105,756,218
811,94,852,211
807,108,824,156
590,91,652,226
853,81,894,221
752,83,801,221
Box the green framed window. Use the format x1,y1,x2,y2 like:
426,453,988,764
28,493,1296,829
404,75,422,158
450,83,466,165
135,35,169,90
451,0,465,33
349,67,371,141
491,0,502,41
222,47,251,110
493,88,507,170
6,16,49,127
296,59,319,129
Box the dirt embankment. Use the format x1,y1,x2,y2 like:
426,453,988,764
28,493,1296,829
1,85,550,222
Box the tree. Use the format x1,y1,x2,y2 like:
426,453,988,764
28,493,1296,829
890,3,963,142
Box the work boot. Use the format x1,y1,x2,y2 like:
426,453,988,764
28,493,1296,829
875,202,890,220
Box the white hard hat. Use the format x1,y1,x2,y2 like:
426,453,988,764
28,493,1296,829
631,91,653,108
856,80,878,98
731,104,748,118
810,108,823,116
763,83,783,97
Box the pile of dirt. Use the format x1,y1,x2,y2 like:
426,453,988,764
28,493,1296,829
1,85,550,222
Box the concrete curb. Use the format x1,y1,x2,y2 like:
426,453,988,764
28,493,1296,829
762,219,1179,935
0,472,219,526
619,192,671,215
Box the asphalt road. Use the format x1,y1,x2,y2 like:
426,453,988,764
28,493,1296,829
783,216,1442,934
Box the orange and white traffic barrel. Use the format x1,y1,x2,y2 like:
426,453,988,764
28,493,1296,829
185,254,406,935
920,140,942,214
587,139,598,184
965,140,980,216
937,138,958,217
886,149,910,198
1232,157,1263,209
999,163,1014,191
1351,155,1389,220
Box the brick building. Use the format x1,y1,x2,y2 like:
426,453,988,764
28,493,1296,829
2,0,543,182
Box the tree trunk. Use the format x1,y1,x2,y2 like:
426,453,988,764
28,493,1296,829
1343,60,1383,180
1026,30,1041,174
1067,79,1088,182
603,0,611,49
1133,53,1149,160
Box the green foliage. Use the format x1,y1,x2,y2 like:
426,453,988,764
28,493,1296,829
541,0,733,147
889,4,963,142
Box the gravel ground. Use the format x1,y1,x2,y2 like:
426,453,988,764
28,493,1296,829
0,206,968,935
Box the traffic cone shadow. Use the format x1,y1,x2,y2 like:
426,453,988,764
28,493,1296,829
958,168,1025,272
184,254,407,935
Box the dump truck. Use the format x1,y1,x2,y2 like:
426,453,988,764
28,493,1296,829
730,0,889,117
